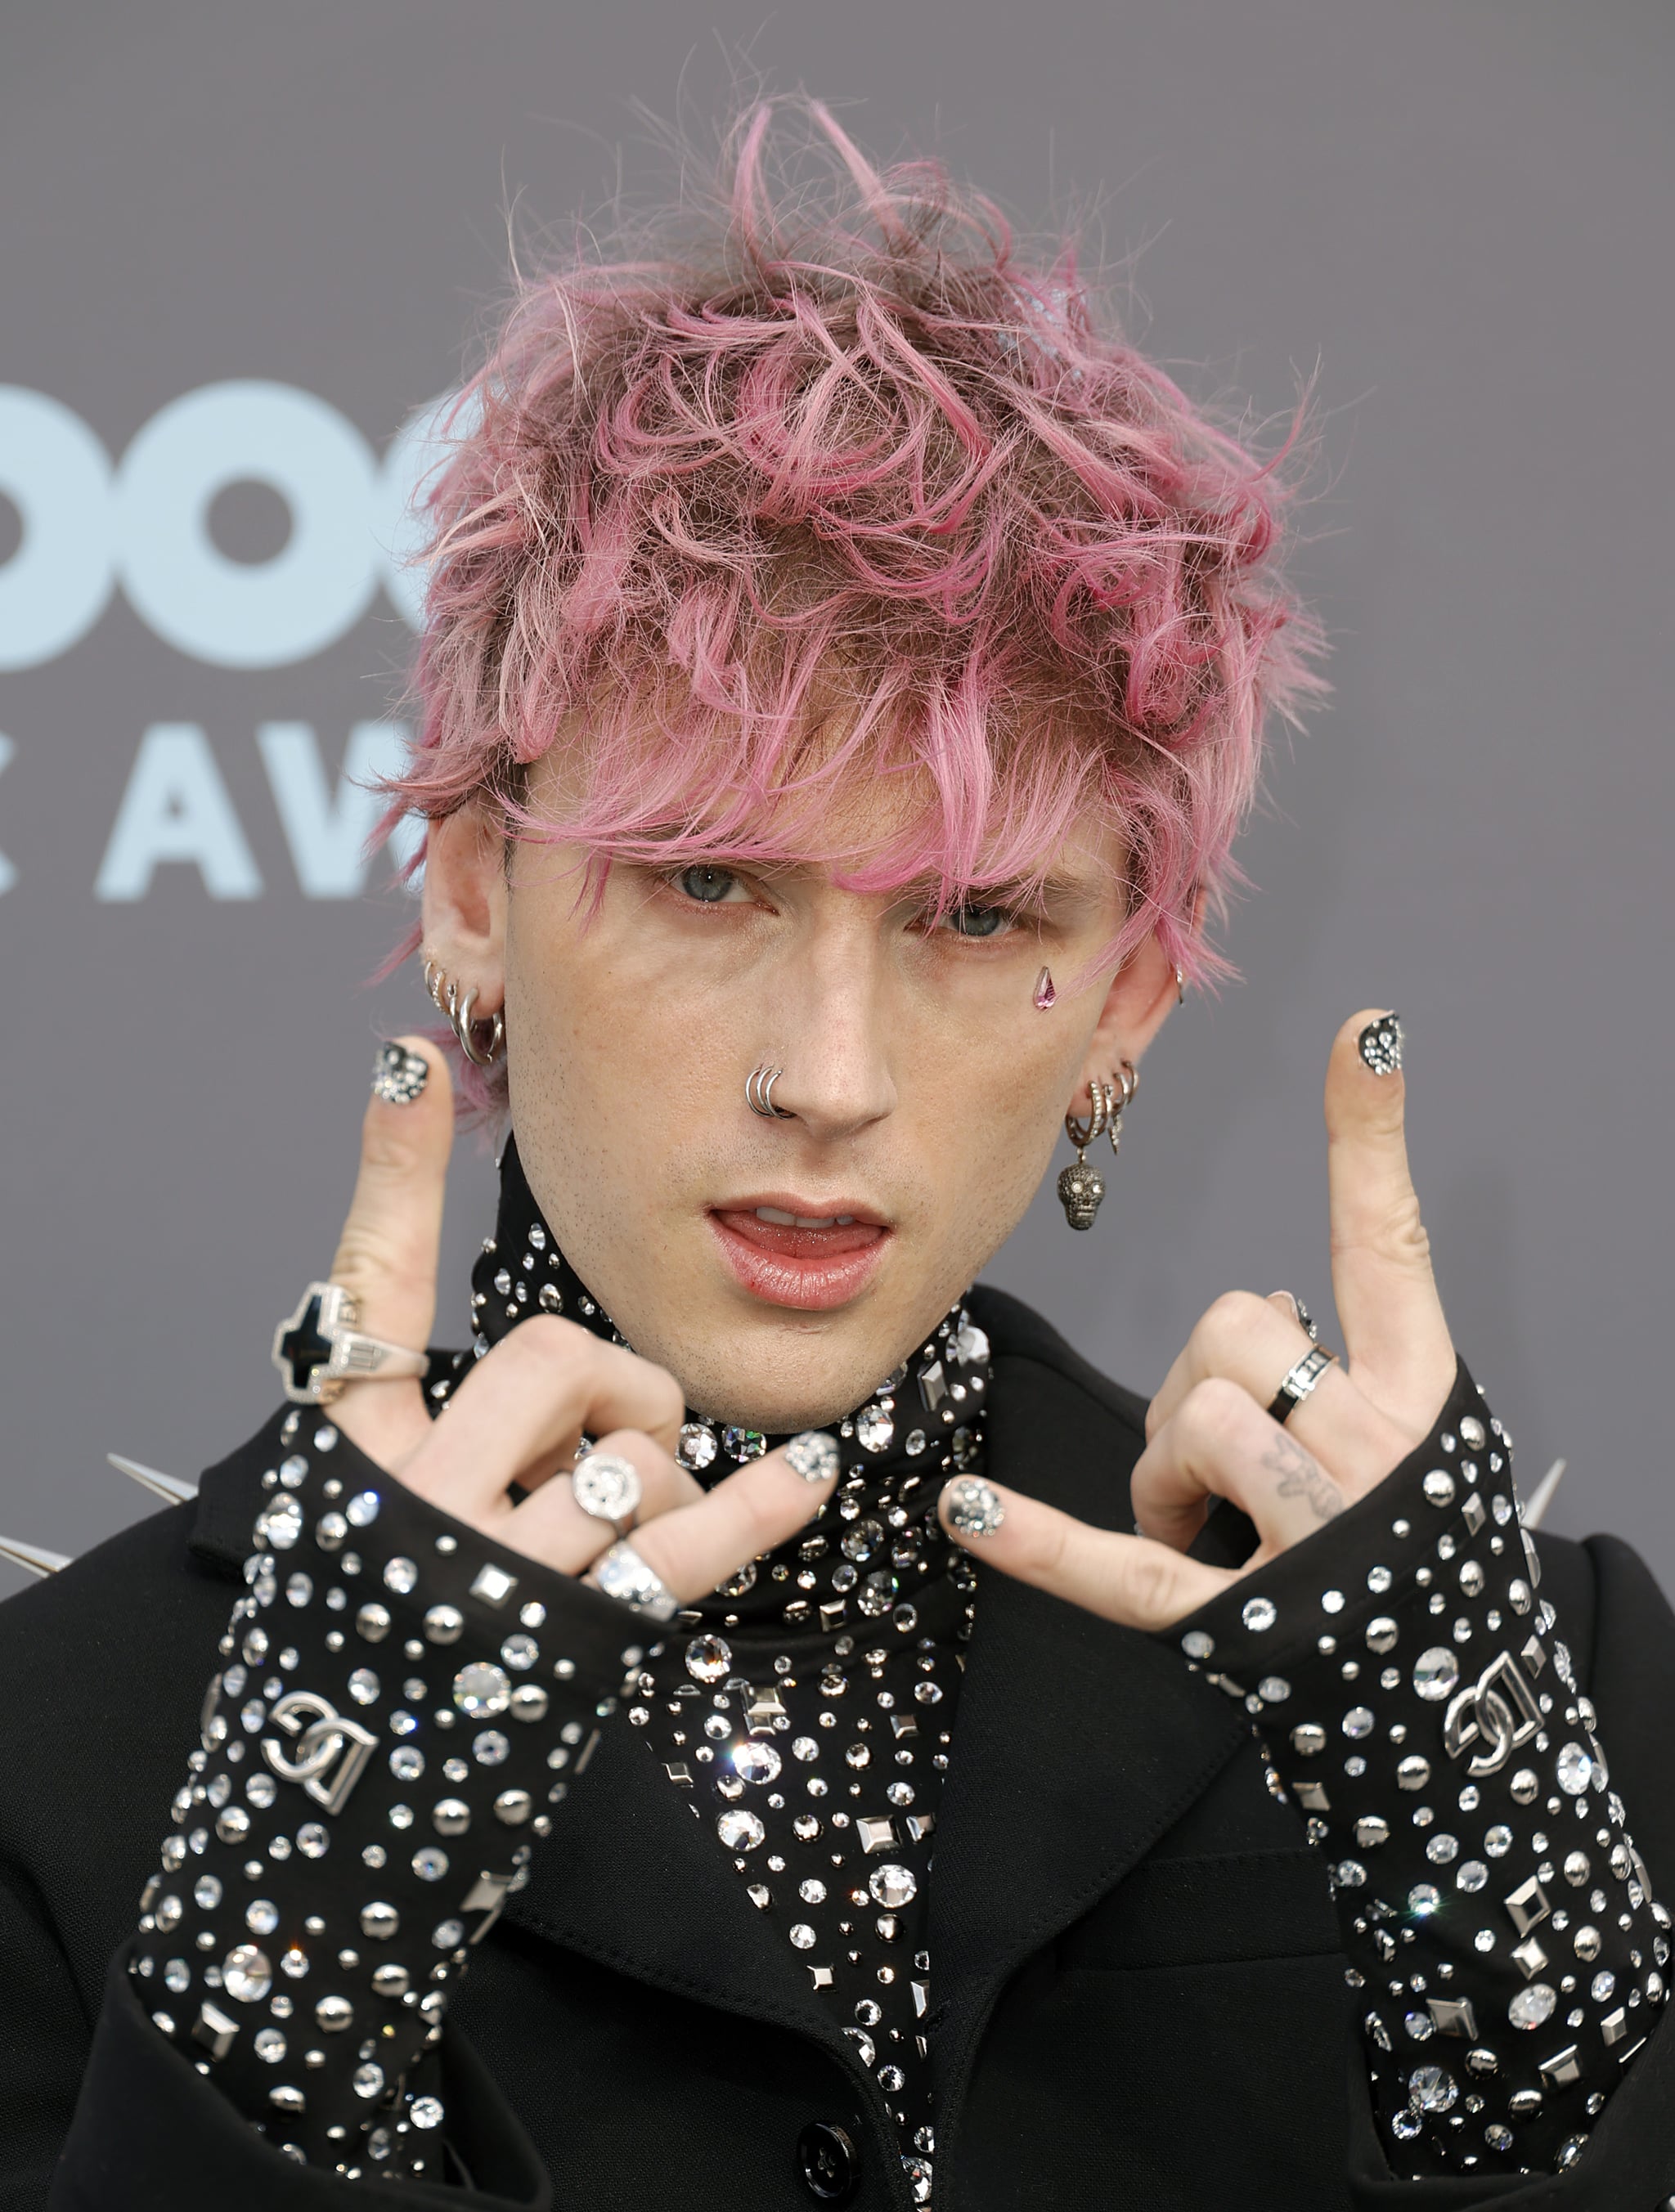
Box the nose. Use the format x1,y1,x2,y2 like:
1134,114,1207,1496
755,912,897,1141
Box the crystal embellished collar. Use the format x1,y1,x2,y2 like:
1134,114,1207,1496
464,1137,992,1636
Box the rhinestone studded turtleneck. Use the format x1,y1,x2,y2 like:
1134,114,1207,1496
436,1137,990,2204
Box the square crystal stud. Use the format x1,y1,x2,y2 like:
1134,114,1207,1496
809,1965,835,1990
890,1715,918,1739
470,1563,519,1609
1462,1493,1486,1536
858,1817,897,1854
1426,1996,1478,2039
1520,1635,1546,1677
1295,1781,1331,1812
1538,2045,1582,2088
918,1360,948,1413
912,1980,930,2017
1601,2007,1630,2048
664,1763,693,1788
1504,1877,1551,1937
191,1999,240,2059
747,1690,787,1734
906,1813,936,1843
1511,1936,1550,1980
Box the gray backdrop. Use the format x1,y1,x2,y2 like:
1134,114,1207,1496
4,0,1672,1594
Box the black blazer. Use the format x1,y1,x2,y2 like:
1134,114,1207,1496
4,1287,1674,2211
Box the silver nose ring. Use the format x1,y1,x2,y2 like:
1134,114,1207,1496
746,1064,793,1119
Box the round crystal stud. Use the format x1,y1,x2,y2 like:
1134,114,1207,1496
254,1498,303,1551
788,1923,816,1950
494,1788,533,1825
411,2096,444,2129
1507,1984,1556,2030
389,1746,424,1781
717,1809,766,1851
345,1491,380,1528
452,1662,511,1717
353,2062,385,2100
855,1405,895,1455
869,1864,917,1909
222,1944,273,2002
370,1963,410,1997
685,1634,733,1684
253,2027,286,2062
355,1603,391,1644
1258,1677,1291,1703
1574,1924,1601,1961
1457,1861,1489,1893
431,1918,465,1950
431,1798,471,1837
500,1634,539,1671
359,1902,399,1941
1395,1755,1432,1792
348,1668,379,1705
383,1556,419,1595
1413,1648,1460,1702
1421,1469,1457,1509
1365,1617,1399,1655
1342,1707,1375,1739
412,1847,449,1882
1291,1723,1327,1757
1335,1860,1367,1888
676,1422,718,1471
245,1899,280,1936
1556,1743,1593,1796
1355,1816,1390,1849
510,1684,549,1724
722,1427,766,1461
1410,2065,1457,2113
1181,1630,1215,1661
734,1741,782,1785
423,1605,465,1645
1459,1416,1487,1451
315,1994,353,2032
1407,1885,1442,1917
1241,1597,1277,1633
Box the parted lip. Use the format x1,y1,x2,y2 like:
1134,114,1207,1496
712,1193,891,1228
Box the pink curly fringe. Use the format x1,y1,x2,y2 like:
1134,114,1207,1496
384,100,1325,1119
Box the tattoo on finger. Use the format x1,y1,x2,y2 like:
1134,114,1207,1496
1260,1434,1345,1524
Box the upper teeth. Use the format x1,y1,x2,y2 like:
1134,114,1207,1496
755,1206,855,1228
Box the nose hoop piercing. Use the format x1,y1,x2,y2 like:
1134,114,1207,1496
746,1064,793,1119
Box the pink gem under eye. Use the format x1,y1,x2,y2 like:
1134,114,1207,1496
1033,966,1057,1011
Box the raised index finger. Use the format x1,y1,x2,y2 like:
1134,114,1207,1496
1327,1009,1454,1422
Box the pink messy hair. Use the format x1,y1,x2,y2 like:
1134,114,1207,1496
391,99,1324,1112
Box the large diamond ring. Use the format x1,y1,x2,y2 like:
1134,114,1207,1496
572,1452,643,1537
593,1540,678,1622
272,1282,429,1407
1265,1344,1338,1425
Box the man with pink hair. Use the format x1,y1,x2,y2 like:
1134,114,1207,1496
4,105,1671,2211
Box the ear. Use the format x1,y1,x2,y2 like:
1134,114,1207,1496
420,805,508,1014
1074,931,1179,1106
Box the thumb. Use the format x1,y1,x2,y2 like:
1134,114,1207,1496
328,1035,454,1419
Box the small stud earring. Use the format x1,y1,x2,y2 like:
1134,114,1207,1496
1033,966,1057,1011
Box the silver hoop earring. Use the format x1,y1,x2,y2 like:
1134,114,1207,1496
746,1064,793,1119
423,954,505,1069
1056,1084,1108,1230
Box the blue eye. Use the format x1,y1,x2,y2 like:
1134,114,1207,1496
945,902,1010,938
677,866,738,904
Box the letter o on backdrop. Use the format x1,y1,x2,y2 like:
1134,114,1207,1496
0,388,116,671
115,382,379,667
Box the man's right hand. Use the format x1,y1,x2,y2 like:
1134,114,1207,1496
325,1035,834,1604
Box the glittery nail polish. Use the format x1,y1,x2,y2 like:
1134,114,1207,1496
945,1476,1004,1538
785,1431,840,1484
1358,1012,1403,1075
372,1041,429,1106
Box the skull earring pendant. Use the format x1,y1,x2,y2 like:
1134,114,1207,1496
1057,1083,1111,1230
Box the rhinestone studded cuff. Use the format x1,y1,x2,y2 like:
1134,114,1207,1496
130,1404,643,2181
1168,1359,1671,2182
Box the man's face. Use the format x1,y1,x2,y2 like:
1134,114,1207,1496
431,761,1175,1431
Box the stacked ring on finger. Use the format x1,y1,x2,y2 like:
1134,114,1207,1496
1266,1344,1338,1425
572,1451,644,1537
594,1540,678,1622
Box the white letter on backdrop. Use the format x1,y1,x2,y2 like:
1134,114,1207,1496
258,720,419,898
0,735,15,894
95,725,263,900
0,388,116,670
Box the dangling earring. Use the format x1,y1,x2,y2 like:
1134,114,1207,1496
1056,1060,1138,1230
1057,1084,1109,1230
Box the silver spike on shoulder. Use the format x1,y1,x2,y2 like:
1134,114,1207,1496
0,1534,73,1578
108,1452,199,1505
1522,1457,1566,1532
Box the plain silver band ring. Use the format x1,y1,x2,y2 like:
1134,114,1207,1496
747,1064,793,1119
1266,1344,1338,1425
592,1539,679,1622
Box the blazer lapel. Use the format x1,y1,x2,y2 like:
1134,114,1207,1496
927,1303,1255,2114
